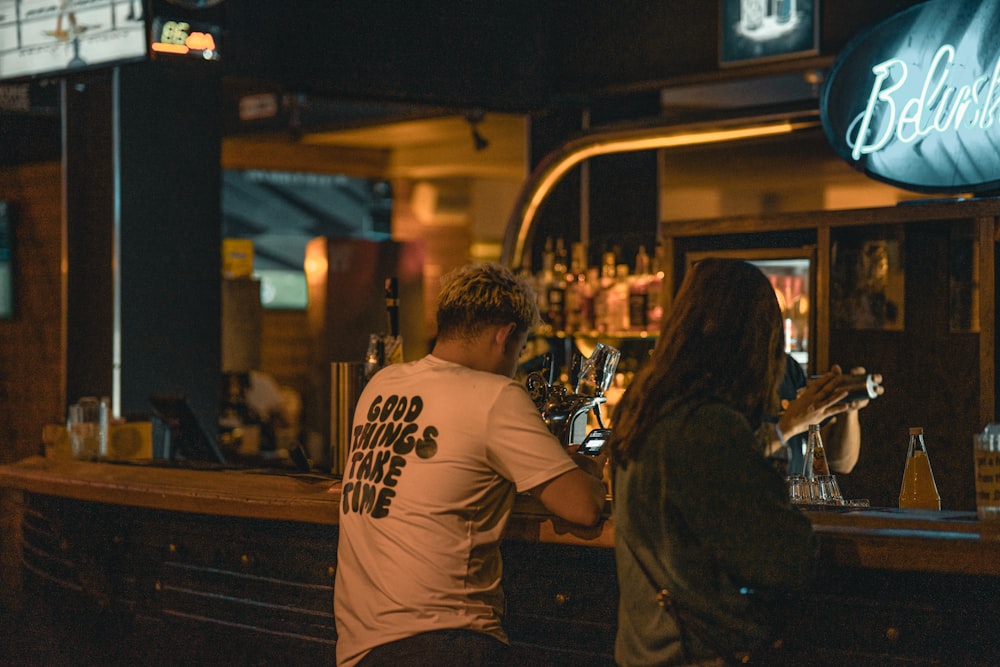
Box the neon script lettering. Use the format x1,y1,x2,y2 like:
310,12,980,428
847,44,1000,160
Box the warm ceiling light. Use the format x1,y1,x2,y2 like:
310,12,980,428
501,112,822,269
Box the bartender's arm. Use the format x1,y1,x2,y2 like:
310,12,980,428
823,407,862,473
762,370,849,458
768,366,878,473
822,366,879,473
529,452,607,527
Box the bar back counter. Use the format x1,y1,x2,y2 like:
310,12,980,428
2,457,999,666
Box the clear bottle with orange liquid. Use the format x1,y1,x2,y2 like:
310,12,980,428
898,427,941,510
804,424,830,477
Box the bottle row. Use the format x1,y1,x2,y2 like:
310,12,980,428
526,238,665,337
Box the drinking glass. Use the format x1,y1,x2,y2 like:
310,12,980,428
575,343,621,396
814,474,844,505
786,474,807,504
68,397,100,460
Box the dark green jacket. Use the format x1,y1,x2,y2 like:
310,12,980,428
613,397,818,666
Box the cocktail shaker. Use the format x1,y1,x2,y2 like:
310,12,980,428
811,373,882,403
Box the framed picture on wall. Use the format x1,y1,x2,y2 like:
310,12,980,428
831,227,905,332
719,0,820,67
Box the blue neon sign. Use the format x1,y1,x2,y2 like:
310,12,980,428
822,0,1000,194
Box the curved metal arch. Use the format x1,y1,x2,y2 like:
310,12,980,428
500,109,822,270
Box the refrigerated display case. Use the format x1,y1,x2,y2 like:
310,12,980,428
686,247,816,372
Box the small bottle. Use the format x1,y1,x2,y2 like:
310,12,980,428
803,424,829,477
898,427,941,510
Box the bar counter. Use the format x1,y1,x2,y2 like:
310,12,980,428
2,456,999,665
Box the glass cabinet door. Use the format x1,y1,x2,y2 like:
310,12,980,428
686,247,816,372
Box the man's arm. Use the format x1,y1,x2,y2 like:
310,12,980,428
528,453,606,527
823,409,861,473
822,366,880,474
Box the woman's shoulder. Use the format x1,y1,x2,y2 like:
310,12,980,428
649,397,753,448
658,396,745,424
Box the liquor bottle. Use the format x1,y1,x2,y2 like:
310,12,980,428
581,267,599,332
803,424,829,476
537,237,555,318
384,277,403,364
898,427,941,510
594,251,617,332
546,238,568,333
606,263,631,333
365,277,403,379
647,243,664,330
628,246,651,332
564,242,587,333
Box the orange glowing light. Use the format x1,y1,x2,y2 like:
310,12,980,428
151,42,189,54
304,252,329,286
186,32,216,51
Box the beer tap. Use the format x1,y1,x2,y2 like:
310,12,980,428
526,343,621,446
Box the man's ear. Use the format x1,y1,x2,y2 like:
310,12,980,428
495,322,518,351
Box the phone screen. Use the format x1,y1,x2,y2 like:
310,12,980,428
578,428,611,456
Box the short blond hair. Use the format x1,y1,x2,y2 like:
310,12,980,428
435,262,540,341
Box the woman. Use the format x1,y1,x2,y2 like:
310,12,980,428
610,258,818,666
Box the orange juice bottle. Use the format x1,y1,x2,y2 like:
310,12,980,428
805,424,830,476
898,427,941,510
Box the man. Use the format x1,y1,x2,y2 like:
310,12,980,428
766,354,882,475
334,262,607,667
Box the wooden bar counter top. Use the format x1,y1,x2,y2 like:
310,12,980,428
0,456,995,568
2,456,999,665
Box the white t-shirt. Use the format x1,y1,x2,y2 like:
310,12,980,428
334,354,578,667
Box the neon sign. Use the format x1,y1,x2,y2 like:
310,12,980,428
822,0,1000,194
150,17,221,61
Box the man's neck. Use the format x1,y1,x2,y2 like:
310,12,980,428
432,333,499,374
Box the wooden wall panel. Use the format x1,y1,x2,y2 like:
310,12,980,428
0,161,62,618
0,161,64,464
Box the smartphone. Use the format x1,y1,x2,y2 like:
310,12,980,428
578,428,611,457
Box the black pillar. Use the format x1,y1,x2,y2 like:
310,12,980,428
64,61,222,435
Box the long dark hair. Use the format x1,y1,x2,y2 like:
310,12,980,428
610,258,785,465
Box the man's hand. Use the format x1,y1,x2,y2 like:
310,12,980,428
778,365,850,440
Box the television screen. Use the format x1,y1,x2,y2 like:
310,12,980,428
0,1,148,82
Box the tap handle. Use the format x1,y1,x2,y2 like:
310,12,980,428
542,352,555,385
526,371,550,409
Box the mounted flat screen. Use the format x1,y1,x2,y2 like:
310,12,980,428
0,0,148,81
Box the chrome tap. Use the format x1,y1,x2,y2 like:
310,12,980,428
526,343,621,446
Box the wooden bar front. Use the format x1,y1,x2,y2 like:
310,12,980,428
2,457,1000,665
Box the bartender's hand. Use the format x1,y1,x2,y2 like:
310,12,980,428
842,366,883,412
778,366,850,440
